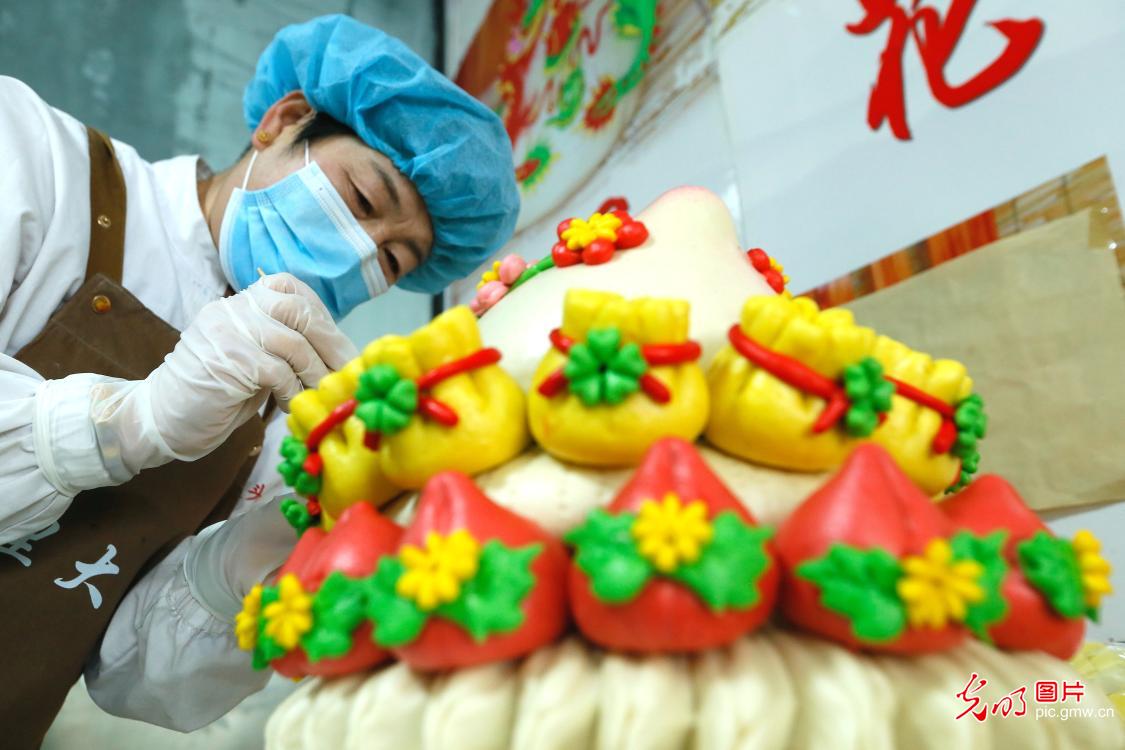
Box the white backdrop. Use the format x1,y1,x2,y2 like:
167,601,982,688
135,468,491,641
717,0,1125,292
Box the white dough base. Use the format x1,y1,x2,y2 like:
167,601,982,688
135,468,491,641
265,632,1124,750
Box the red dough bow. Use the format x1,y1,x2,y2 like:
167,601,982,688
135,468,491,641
566,437,778,653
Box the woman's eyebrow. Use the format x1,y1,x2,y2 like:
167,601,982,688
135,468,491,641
372,159,401,209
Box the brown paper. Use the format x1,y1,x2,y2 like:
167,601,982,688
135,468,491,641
845,209,1125,512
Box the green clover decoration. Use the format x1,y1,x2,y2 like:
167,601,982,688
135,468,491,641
841,357,895,437
354,364,418,437
563,327,648,407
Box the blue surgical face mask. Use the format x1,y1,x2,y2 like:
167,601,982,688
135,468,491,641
218,141,389,320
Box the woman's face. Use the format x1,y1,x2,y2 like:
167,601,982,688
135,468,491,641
241,111,434,287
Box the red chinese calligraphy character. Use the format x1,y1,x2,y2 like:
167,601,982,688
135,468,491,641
991,685,1027,717
1035,680,1059,703
847,0,1045,140
955,672,989,722
246,483,266,501
1061,680,1085,703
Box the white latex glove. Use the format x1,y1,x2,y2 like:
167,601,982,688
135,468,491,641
90,273,357,481
183,495,297,621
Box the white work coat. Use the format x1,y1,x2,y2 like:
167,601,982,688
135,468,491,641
0,76,292,730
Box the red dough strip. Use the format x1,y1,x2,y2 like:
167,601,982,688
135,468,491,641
642,341,702,365
307,399,359,450
418,395,459,426
885,376,957,454
727,325,850,434
416,348,502,391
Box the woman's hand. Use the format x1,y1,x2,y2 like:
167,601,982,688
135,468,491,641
90,273,358,477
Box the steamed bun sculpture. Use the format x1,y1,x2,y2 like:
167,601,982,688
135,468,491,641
250,188,1121,750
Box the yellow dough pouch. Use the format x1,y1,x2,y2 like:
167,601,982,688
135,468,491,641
705,295,880,472
705,294,986,495
870,336,984,496
528,289,709,466
281,306,528,528
286,369,401,529
358,305,528,488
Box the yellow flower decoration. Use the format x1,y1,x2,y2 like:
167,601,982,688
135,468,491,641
631,493,714,573
235,584,263,651
561,212,622,250
262,574,314,650
477,260,502,289
396,530,482,611
1073,530,1113,608
897,539,985,629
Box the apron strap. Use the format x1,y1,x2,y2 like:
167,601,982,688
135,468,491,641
84,127,126,284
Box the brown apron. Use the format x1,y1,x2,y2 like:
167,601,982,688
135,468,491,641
0,128,266,748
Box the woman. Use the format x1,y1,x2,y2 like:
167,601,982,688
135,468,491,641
0,14,518,745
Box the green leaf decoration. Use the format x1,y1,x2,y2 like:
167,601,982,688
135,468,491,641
277,435,321,496
252,585,286,670
563,327,649,407
301,572,369,662
1017,531,1085,619
354,364,418,436
841,357,894,437
280,498,313,535
950,530,1009,641
670,512,774,612
436,541,541,642
364,557,428,648
796,544,907,642
565,509,653,602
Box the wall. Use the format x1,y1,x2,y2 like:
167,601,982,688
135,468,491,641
0,0,438,347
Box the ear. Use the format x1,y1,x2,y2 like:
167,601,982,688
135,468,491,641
252,91,313,151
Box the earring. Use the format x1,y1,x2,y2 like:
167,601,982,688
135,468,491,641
257,131,272,144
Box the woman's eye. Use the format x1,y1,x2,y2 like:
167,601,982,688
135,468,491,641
354,184,374,217
386,249,401,278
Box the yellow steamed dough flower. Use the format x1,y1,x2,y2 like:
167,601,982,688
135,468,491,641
477,260,502,289
235,584,263,651
897,539,985,629
262,574,313,650
561,212,622,250
631,493,714,573
396,530,482,611
1072,530,1113,608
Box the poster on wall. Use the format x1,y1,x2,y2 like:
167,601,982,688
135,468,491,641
455,0,660,231
715,0,1125,294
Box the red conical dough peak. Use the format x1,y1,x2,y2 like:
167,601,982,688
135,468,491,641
940,474,1049,554
571,437,777,653
776,444,954,561
405,470,559,547
303,503,403,591
775,445,962,653
395,471,569,671
610,437,756,523
272,503,402,679
941,474,1085,659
